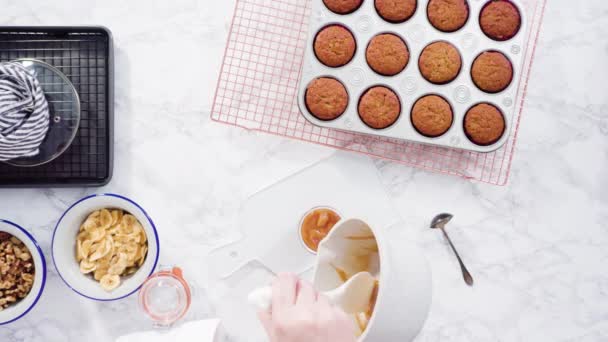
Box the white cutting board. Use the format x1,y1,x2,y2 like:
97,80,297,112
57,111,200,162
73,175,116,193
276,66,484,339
208,152,399,279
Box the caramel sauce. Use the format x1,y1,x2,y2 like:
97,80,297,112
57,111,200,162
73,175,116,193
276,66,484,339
355,281,379,333
345,235,375,240
333,265,380,334
333,264,350,282
300,208,341,252
366,281,379,321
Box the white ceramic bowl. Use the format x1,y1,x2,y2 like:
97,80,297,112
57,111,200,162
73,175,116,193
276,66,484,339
313,218,432,341
52,194,160,301
0,220,47,325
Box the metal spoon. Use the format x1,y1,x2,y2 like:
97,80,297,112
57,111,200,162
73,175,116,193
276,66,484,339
430,213,474,286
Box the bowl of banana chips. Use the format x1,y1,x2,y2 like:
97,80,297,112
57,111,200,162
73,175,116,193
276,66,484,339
52,194,160,301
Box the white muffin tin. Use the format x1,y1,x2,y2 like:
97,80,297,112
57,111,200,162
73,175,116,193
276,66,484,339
297,0,527,153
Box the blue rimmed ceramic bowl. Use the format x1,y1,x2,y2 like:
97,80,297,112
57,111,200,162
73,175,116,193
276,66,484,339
0,220,46,325
52,194,160,301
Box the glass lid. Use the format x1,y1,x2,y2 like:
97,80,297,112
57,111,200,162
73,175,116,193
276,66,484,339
5,58,80,167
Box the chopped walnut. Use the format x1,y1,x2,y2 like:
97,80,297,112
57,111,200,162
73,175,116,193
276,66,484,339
0,233,35,311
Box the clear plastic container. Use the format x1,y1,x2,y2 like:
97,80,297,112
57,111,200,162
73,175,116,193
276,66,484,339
138,266,192,327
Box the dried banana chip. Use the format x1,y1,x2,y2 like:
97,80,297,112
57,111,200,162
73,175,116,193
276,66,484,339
79,259,97,274
99,209,113,230
108,253,128,276
100,274,121,291
77,230,88,241
139,226,147,245
137,245,148,267
76,239,84,262
89,236,113,262
94,264,110,281
82,210,101,231
75,208,148,291
127,252,138,265
107,226,121,236
124,267,138,276
110,209,123,227
122,214,137,226
129,233,142,245
119,243,138,264
77,240,93,261
113,233,134,245
128,222,144,244
88,227,106,243
97,249,113,265
132,221,144,234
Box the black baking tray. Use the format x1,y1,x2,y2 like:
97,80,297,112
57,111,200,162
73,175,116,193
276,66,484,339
0,26,113,187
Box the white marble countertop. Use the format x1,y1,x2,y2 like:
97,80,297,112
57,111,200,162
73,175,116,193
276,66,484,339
1,0,607,341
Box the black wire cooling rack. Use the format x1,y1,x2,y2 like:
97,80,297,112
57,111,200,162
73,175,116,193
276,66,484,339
0,27,114,187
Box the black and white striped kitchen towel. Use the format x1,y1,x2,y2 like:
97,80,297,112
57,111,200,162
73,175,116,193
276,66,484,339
0,62,50,162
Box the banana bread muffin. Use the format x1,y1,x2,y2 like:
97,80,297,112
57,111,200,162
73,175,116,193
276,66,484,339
419,41,462,84
366,33,410,76
471,51,513,93
480,0,521,41
323,0,364,14
464,103,506,145
411,95,453,137
427,0,469,32
358,86,401,129
305,77,349,121
375,0,417,23
314,25,357,68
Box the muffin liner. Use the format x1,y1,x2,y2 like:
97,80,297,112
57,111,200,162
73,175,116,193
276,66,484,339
297,0,527,153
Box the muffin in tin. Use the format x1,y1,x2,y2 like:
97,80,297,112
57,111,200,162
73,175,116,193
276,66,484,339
366,33,410,76
464,103,506,145
375,0,417,23
305,77,349,121
480,0,521,41
411,95,453,137
471,51,513,93
323,0,364,14
419,41,462,84
358,86,401,129
314,25,357,68
427,0,469,32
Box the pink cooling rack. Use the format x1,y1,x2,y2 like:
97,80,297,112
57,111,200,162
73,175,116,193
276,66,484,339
211,0,546,185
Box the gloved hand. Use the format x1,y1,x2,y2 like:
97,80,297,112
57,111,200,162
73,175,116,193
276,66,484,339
258,273,357,342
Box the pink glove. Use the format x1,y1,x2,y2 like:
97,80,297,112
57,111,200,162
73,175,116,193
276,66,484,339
258,273,358,342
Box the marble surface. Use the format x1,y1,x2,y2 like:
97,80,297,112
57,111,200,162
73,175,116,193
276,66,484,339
1,0,607,341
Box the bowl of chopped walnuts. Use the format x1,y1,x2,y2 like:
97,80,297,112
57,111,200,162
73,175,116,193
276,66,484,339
0,220,46,325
